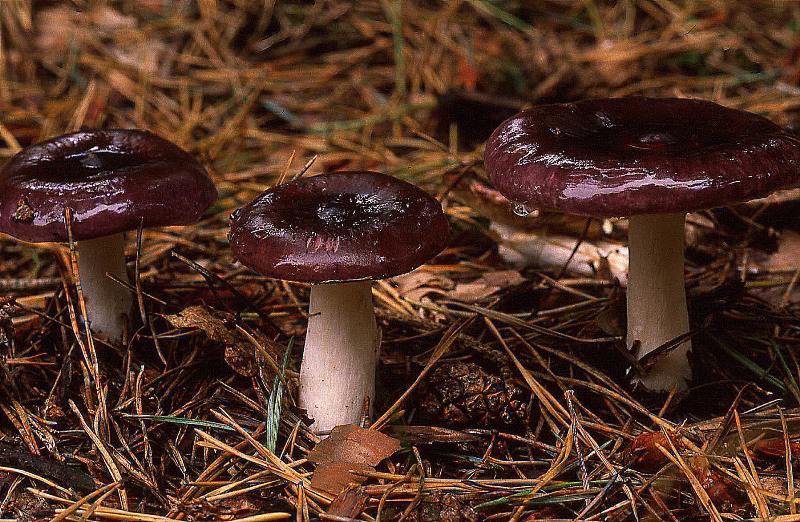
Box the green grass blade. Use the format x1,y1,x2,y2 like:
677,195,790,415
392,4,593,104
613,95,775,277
266,337,294,453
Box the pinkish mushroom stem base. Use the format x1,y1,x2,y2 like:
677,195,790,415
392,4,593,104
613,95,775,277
627,213,692,391
300,280,379,434
76,233,132,342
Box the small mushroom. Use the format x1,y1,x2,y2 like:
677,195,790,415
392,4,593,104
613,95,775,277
229,171,449,432
484,97,800,391
0,129,217,341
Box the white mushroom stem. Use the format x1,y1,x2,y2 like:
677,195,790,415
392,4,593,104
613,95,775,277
626,213,692,391
300,280,379,433
76,233,132,342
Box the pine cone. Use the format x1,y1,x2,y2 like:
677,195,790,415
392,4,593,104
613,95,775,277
417,360,526,428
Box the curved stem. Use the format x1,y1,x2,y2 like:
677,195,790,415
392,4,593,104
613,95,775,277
627,213,692,391
76,233,132,342
300,281,379,433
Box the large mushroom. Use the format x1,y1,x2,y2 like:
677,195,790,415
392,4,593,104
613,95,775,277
229,171,449,433
0,129,217,342
484,97,800,391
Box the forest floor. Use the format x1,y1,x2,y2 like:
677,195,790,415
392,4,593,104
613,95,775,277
2,1,800,520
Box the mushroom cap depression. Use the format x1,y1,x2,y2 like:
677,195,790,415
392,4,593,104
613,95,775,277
484,97,800,217
0,129,218,242
229,171,449,283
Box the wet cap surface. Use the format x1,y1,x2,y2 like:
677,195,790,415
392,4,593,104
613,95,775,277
0,129,217,242
485,97,800,217
229,171,449,283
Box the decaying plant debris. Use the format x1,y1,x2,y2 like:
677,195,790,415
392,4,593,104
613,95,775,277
1,1,800,520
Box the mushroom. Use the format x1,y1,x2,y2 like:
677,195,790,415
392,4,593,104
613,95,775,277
484,97,800,391
0,129,217,341
229,171,449,432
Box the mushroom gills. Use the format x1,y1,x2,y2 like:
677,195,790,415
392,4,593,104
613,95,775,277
300,280,379,433
626,213,691,391
76,232,133,342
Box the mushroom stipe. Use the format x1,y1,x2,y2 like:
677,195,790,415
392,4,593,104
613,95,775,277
75,233,133,342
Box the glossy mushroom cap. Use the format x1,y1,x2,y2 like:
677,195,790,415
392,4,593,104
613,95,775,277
229,171,449,283
0,129,218,242
485,97,800,217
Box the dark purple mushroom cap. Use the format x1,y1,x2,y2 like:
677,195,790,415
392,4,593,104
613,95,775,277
0,129,217,242
485,97,800,217
229,171,449,283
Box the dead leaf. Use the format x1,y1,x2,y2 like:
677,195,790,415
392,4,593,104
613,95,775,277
308,425,401,467
163,306,234,345
402,286,442,302
446,270,525,303
446,282,497,303
311,461,372,496
691,461,746,514
326,485,368,518
624,431,677,473
222,344,258,377
478,270,524,288
162,306,269,377
308,425,401,496
392,270,454,296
